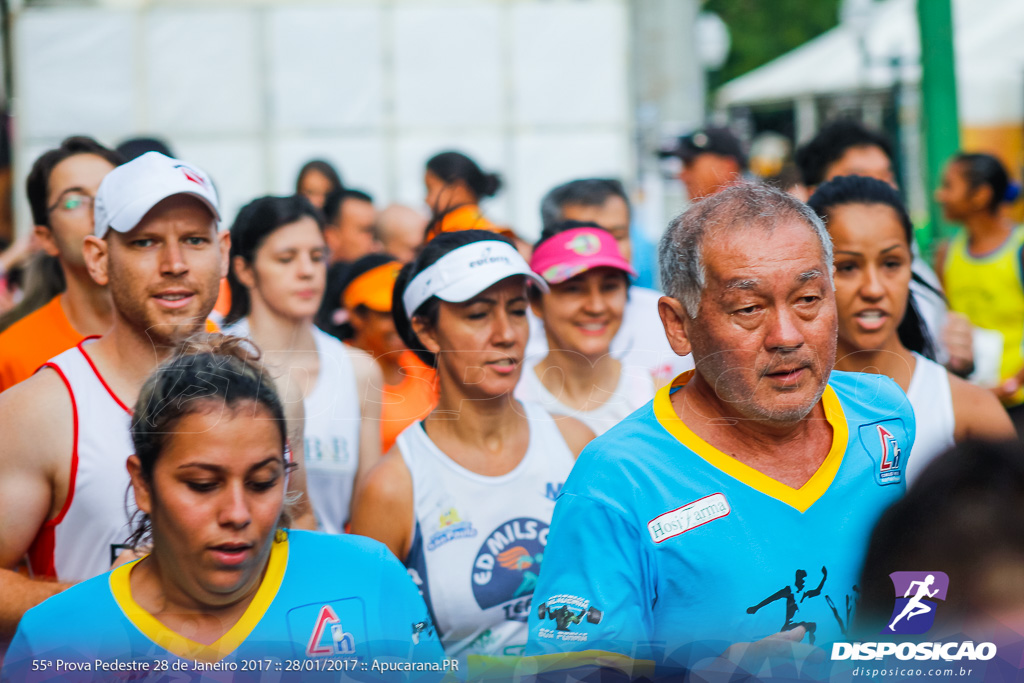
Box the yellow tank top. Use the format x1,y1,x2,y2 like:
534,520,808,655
944,226,1024,405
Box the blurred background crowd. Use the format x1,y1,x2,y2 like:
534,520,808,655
1,0,1024,665
0,0,1021,324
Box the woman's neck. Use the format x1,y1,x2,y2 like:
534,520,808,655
244,299,315,353
965,211,1012,253
835,336,917,392
130,550,266,646
425,377,528,476
536,342,621,411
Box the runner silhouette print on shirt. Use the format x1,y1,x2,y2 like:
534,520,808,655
747,567,828,643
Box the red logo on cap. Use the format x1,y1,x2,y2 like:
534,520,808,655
177,166,205,187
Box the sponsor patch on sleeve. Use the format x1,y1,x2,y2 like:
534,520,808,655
858,420,908,486
647,493,730,544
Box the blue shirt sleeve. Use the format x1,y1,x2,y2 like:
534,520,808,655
526,492,656,659
1,610,40,683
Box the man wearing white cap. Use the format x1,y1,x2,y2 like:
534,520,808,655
0,152,314,636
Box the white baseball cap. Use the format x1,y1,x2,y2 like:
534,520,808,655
402,239,548,318
93,151,220,237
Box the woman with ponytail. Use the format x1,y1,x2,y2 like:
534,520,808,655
936,152,1024,426
422,151,516,242
350,230,593,662
809,175,1013,480
224,195,382,535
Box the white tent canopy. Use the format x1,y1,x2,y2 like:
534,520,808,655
717,0,1024,125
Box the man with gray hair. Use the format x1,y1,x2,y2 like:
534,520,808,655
529,177,692,385
526,183,915,672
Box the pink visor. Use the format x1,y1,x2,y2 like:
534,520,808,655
529,226,637,285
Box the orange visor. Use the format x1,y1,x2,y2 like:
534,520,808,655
342,261,403,313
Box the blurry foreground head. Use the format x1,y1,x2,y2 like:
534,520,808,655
857,439,1024,637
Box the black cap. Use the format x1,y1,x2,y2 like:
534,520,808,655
661,127,747,169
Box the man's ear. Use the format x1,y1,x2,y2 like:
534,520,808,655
127,455,152,517
411,315,442,357
33,225,59,257
658,295,693,358
218,231,231,279
82,235,110,286
323,225,343,258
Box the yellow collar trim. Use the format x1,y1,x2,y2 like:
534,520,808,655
109,534,289,663
653,371,849,513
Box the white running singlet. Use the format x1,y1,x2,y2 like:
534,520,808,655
29,339,135,582
225,320,361,534
398,401,576,661
905,352,956,483
514,360,655,435
304,328,362,533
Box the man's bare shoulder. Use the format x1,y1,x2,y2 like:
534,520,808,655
0,366,74,464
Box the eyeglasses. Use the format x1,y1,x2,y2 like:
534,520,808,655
47,192,94,214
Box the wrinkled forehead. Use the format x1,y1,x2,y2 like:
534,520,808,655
702,218,828,286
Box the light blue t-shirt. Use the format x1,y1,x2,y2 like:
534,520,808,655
2,530,445,682
526,370,915,670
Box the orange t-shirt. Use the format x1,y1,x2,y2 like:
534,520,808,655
0,296,220,392
380,350,438,453
426,204,516,241
0,296,81,392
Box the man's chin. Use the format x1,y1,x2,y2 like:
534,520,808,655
141,317,208,347
747,388,824,423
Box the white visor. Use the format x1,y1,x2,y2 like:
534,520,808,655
402,240,548,318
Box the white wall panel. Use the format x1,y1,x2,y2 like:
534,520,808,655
511,3,628,126
13,1,633,238
393,6,504,128
17,10,135,138
144,9,261,135
268,7,384,131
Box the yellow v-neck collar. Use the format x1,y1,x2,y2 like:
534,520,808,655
653,372,849,513
109,534,289,663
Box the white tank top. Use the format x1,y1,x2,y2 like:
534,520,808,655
224,321,361,534
398,402,576,660
514,361,655,435
905,352,956,483
304,328,362,534
29,340,136,582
